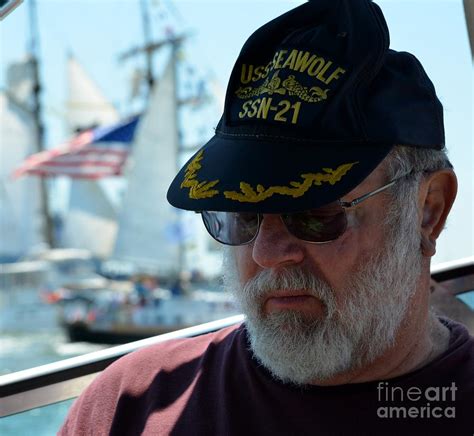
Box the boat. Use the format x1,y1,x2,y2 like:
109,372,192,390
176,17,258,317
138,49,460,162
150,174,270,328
1,9,226,340
44,29,229,343
58,283,237,344
0,247,101,333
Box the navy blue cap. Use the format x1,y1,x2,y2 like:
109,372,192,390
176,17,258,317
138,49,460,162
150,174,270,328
167,0,444,213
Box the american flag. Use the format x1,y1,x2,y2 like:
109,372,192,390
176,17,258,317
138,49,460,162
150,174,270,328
14,116,139,180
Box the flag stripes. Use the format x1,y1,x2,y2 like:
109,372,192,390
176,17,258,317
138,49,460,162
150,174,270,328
14,116,139,179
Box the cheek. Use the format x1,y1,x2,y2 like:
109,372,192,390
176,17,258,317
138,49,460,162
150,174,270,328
306,225,379,290
234,246,259,283
325,227,359,264
340,219,386,270
341,205,387,256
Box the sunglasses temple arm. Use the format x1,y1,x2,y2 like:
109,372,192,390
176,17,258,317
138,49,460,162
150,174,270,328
340,179,397,208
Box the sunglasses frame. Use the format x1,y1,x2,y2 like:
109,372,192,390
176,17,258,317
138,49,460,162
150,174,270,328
199,171,414,246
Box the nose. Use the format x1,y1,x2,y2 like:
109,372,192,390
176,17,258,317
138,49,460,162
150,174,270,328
251,214,305,269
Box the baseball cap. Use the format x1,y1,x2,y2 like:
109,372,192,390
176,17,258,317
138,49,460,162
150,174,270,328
167,0,444,213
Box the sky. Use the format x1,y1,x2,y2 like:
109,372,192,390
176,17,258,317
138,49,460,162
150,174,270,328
0,0,472,265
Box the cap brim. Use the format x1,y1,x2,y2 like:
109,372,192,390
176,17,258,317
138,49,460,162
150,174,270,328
167,134,393,213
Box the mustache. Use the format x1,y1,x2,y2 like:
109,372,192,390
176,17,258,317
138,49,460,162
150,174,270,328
240,267,337,314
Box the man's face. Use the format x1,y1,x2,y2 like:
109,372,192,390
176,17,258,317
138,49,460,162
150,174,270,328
223,165,424,385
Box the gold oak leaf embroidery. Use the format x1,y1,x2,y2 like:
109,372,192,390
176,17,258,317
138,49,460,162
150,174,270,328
223,162,358,203
180,150,219,199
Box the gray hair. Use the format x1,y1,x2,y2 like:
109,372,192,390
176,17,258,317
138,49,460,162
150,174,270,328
382,145,452,227
385,145,452,180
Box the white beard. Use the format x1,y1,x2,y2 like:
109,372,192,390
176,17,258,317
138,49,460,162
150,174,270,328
222,199,422,386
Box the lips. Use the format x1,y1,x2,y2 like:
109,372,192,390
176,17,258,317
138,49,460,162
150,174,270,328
264,289,313,300
264,291,324,313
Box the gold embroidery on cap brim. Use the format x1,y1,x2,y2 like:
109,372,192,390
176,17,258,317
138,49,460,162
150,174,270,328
180,150,219,199
235,71,329,103
223,162,358,203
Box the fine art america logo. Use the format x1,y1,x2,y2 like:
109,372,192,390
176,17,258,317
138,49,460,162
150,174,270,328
376,382,457,419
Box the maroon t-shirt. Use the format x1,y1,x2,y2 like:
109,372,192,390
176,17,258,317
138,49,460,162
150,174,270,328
60,319,474,435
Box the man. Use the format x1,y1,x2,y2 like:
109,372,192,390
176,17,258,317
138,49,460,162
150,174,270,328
60,0,473,434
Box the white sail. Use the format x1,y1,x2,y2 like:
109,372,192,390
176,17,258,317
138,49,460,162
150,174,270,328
0,90,46,259
62,180,118,258
66,54,119,132
6,57,34,108
112,58,181,274
61,55,120,258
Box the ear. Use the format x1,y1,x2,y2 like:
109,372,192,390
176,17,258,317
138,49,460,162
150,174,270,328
418,170,457,257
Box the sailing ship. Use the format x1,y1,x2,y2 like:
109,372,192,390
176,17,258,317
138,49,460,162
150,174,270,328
1,0,233,339
55,51,237,344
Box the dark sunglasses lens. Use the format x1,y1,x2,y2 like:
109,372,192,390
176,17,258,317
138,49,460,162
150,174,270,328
201,211,259,245
283,203,347,242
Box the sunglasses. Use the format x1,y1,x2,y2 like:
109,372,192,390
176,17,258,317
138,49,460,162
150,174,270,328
200,172,412,246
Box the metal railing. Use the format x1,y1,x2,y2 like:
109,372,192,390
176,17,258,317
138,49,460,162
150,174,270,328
1,256,473,418
0,315,244,417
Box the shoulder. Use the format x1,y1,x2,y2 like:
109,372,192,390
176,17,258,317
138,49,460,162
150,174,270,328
59,324,243,435
434,319,474,388
109,323,242,379
442,317,474,353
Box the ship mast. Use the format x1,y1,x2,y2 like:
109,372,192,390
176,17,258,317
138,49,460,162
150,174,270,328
118,1,187,274
140,0,155,93
28,0,55,248
464,0,474,61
